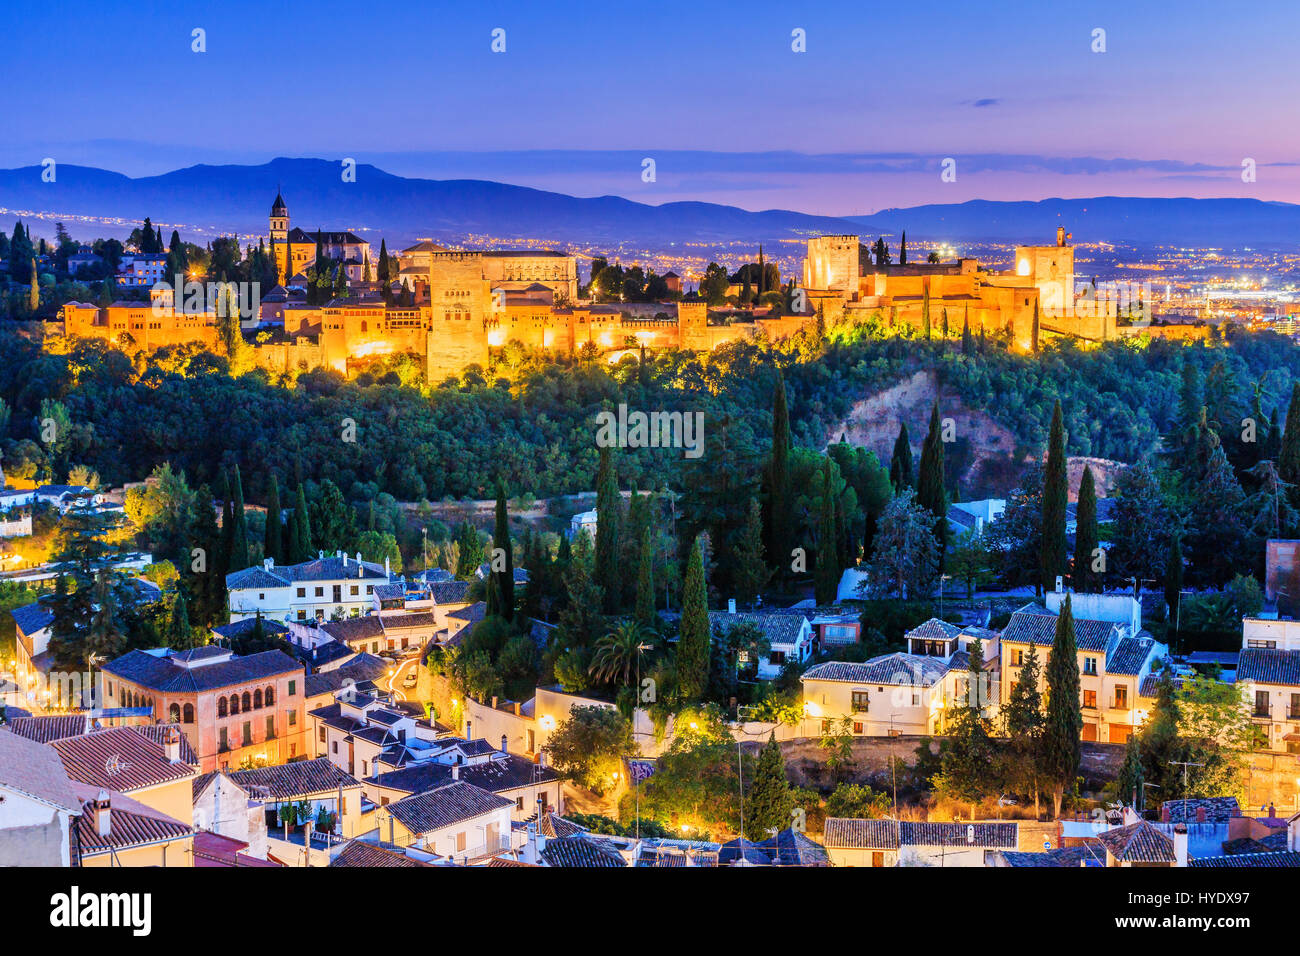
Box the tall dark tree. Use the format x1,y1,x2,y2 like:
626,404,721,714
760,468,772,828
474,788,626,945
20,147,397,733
733,499,770,608
264,474,282,565
190,484,225,627
594,446,622,614
1043,595,1083,818
814,461,839,605
1073,465,1099,592
745,733,794,838
1041,400,1068,592
229,464,249,571
1164,534,1184,636
915,402,948,564
676,538,710,701
889,422,913,491
1001,642,1045,817
491,479,515,622
765,372,793,574
293,483,313,563
635,525,656,627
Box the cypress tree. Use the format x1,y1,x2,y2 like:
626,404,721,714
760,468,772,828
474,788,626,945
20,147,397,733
1279,382,1300,500
676,538,710,701
220,473,235,579
1002,641,1044,817
229,465,249,570
921,284,931,339
594,446,622,614
169,590,192,649
916,402,948,562
961,308,973,356
492,479,515,621
733,499,770,609
264,474,282,565
1117,733,1145,811
1031,301,1041,353
29,258,39,312
1043,595,1082,818
745,733,794,838
191,483,223,626
889,422,913,491
899,230,907,266
635,526,656,627
815,461,839,605
294,483,312,562
766,371,792,574
1041,400,1068,592
1073,465,1098,591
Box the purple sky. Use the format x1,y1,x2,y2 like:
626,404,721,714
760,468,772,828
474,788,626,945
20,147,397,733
6,1,1299,215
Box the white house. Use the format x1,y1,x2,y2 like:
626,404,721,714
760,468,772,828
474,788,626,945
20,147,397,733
0,728,82,866
226,551,394,622
1237,616,1300,754
374,780,514,861
823,818,1019,867
707,607,814,680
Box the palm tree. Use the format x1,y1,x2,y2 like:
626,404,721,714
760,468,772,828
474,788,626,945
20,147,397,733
589,620,651,687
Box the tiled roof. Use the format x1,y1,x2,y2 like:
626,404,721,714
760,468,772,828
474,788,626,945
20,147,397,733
541,835,626,868
226,758,360,799
1161,796,1240,824
304,653,388,698
0,728,81,812
538,813,588,839
10,601,53,635
52,727,196,792
1189,851,1300,868
192,830,283,867
905,618,961,642
802,653,951,687
1107,636,1156,676
1238,648,1300,686
321,616,385,643
212,617,289,640
226,555,388,589
385,781,512,835
761,828,831,866
103,647,301,693
3,715,89,744
129,724,200,766
331,840,434,867
74,785,192,856
900,821,1018,849
999,844,1104,867
369,751,558,796
1001,604,1120,652
706,611,806,646
1097,820,1176,863
823,818,901,849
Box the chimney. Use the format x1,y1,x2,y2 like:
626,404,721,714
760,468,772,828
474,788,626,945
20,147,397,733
384,555,391,578
728,598,736,614
1161,806,1171,823
451,763,459,781
163,725,182,763
538,750,546,769
1055,575,1064,593
491,696,498,709
355,552,362,567
340,550,347,565
1172,823,1188,867
264,557,274,571
93,789,112,837
1195,806,1206,824
464,719,472,742
501,734,508,754
1269,803,1277,819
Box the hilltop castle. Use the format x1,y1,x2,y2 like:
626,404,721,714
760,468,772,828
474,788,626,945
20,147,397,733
54,193,1118,376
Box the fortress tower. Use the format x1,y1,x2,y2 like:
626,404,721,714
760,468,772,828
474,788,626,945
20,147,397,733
1014,226,1075,316
270,191,290,280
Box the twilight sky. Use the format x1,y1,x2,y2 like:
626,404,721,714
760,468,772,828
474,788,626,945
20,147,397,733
7,0,1300,215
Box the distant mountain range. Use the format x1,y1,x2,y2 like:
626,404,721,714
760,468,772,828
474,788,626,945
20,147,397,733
1,158,1298,247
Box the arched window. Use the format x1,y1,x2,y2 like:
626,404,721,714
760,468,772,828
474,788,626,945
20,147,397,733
254,689,263,709
168,703,180,723
230,694,240,715
183,703,195,723
242,691,252,712
218,697,228,717
265,686,275,707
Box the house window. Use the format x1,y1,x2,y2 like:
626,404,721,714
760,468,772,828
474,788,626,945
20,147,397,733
1255,690,1270,717
288,709,297,727
456,832,467,852
1083,657,1098,675
315,587,324,597
1012,649,1024,666
266,716,275,739
1083,690,1097,709
853,721,864,734
851,691,870,713
169,703,181,722
319,727,326,743
516,796,524,811
297,587,306,598
242,722,252,746
218,728,229,752
332,741,339,754
266,687,275,706
288,680,296,696
1114,686,1128,708
218,697,228,718
1247,640,1277,649
1290,693,1300,719
183,703,194,723
350,585,359,595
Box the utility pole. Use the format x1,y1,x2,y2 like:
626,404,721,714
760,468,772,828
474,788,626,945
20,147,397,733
633,641,652,841
888,712,901,818
1169,760,1203,824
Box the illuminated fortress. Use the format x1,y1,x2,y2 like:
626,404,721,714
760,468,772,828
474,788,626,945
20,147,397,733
54,196,1117,377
